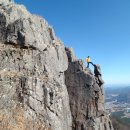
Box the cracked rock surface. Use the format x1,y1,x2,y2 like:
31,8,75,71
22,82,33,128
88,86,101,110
65,48,114,130
0,1,71,130
0,0,113,130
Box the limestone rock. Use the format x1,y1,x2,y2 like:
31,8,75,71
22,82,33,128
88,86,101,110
0,0,14,5
0,0,113,130
0,0,58,51
0,1,71,130
65,48,113,130
65,48,76,62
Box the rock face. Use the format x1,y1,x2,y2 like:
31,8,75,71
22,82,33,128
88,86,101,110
0,1,71,130
65,48,113,130
0,1,113,130
0,0,14,5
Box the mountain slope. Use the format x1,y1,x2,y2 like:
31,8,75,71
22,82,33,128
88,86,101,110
0,0,113,130
0,1,71,130
65,48,113,130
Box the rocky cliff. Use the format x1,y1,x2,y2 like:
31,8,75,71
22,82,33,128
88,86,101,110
65,48,113,130
0,0,113,130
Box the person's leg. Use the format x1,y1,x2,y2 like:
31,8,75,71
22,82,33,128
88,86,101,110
87,62,89,68
90,62,94,66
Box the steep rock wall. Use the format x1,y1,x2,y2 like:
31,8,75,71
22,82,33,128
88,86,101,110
65,48,113,130
0,0,113,130
0,1,72,130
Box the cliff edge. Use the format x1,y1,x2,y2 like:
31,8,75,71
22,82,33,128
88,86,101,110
65,48,113,130
0,0,113,130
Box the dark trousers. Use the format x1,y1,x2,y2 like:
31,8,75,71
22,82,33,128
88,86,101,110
87,62,94,68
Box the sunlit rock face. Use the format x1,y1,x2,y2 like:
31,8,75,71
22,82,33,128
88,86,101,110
0,0,72,130
0,0,14,5
0,0,113,130
65,48,113,130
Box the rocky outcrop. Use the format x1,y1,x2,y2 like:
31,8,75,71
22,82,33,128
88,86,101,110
0,1,71,130
0,0,113,130
65,48,113,130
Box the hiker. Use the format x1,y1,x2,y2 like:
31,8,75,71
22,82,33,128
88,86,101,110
86,56,93,68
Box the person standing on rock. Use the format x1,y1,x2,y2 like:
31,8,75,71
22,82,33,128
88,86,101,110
86,56,93,68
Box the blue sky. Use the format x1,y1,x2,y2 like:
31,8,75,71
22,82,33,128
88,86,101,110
15,0,130,86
